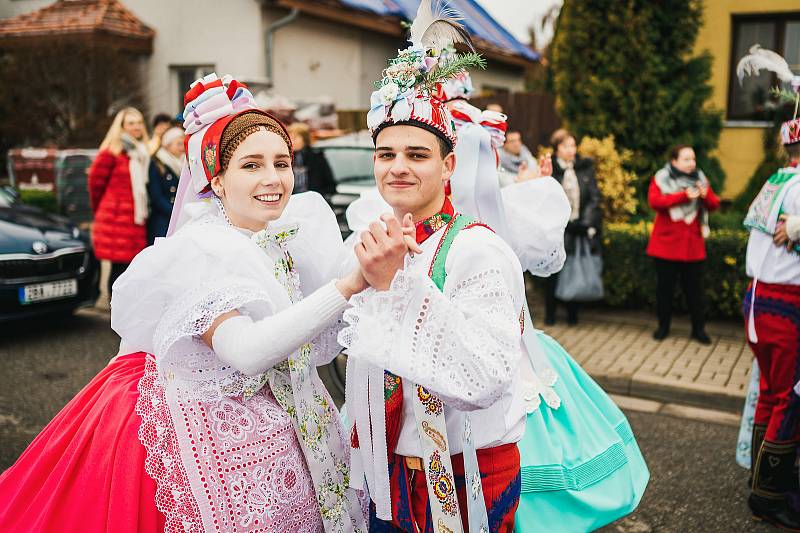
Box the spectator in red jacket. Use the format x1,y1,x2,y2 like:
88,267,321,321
88,107,151,297
646,144,720,344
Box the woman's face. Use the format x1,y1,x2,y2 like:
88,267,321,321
211,128,294,231
165,136,185,158
672,147,696,174
122,113,146,140
556,136,577,162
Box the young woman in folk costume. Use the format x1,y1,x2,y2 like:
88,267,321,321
344,4,649,525
0,75,389,532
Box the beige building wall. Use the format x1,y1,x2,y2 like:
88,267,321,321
697,0,799,198
127,0,266,116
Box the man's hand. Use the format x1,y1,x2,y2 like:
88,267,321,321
355,214,413,291
774,214,792,249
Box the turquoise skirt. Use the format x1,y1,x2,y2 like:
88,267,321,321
514,332,649,533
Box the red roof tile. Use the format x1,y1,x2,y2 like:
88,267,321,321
0,0,154,50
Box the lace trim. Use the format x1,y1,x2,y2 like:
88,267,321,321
136,356,205,532
340,267,520,410
523,243,566,277
153,283,274,401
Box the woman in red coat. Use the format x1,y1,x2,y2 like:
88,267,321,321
646,144,720,344
88,107,150,296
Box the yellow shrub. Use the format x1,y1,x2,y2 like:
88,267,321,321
578,135,638,223
538,135,638,223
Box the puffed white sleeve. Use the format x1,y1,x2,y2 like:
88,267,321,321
339,228,523,411
501,176,570,276
110,225,281,386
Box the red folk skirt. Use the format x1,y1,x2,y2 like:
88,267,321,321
0,352,165,532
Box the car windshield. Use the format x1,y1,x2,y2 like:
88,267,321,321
320,147,375,184
0,187,17,207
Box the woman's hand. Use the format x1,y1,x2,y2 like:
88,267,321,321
515,161,541,183
686,187,701,200
539,153,553,177
336,267,368,300
698,185,708,199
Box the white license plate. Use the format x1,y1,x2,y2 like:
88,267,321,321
19,279,78,305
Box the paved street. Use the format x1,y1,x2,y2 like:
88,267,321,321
527,282,751,412
0,307,772,531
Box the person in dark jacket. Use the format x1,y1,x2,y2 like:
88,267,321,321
287,122,336,197
147,127,184,244
647,144,720,344
545,128,602,325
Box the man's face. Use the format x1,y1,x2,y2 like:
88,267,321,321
374,125,455,220
505,132,522,156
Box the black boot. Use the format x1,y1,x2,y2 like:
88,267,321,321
691,329,712,345
750,441,800,530
652,326,669,341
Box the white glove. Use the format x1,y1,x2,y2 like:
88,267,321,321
212,281,348,376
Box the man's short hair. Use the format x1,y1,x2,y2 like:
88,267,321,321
786,142,800,160
435,135,452,159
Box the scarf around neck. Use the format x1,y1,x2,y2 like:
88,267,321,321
557,157,581,221
121,133,150,226
155,147,183,179
654,163,709,234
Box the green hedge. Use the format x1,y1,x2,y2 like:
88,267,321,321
19,189,58,214
602,221,749,319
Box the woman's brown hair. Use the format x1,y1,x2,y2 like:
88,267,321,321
669,144,693,161
550,128,576,150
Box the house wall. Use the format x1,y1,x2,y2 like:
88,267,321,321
0,0,49,19
697,0,800,198
125,0,266,117
0,1,529,124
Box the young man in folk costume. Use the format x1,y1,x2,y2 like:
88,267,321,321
337,3,529,532
430,59,650,533
739,45,800,530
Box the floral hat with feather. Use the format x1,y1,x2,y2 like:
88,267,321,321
367,0,486,150
737,45,800,146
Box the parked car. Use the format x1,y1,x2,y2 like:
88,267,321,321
313,131,378,397
314,130,376,235
0,186,99,322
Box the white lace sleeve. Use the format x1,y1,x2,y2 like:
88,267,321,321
501,177,570,276
339,231,523,411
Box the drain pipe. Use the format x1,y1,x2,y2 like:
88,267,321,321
265,7,300,87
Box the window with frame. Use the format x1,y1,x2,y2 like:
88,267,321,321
171,65,215,112
728,13,800,121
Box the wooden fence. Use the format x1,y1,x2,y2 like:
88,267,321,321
472,91,561,151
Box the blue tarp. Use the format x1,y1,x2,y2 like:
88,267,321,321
339,0,538,61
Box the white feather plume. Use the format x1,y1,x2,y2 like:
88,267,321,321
409,0,473,52
736,44,795,84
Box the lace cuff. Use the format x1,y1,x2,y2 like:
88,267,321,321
340,267,521,411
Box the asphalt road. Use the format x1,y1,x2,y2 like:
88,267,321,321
0,310,773,532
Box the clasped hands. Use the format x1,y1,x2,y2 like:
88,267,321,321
686,185,708,200
337,213,423,299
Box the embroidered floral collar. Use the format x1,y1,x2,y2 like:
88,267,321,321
252,224,300,248
415,197,455,244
